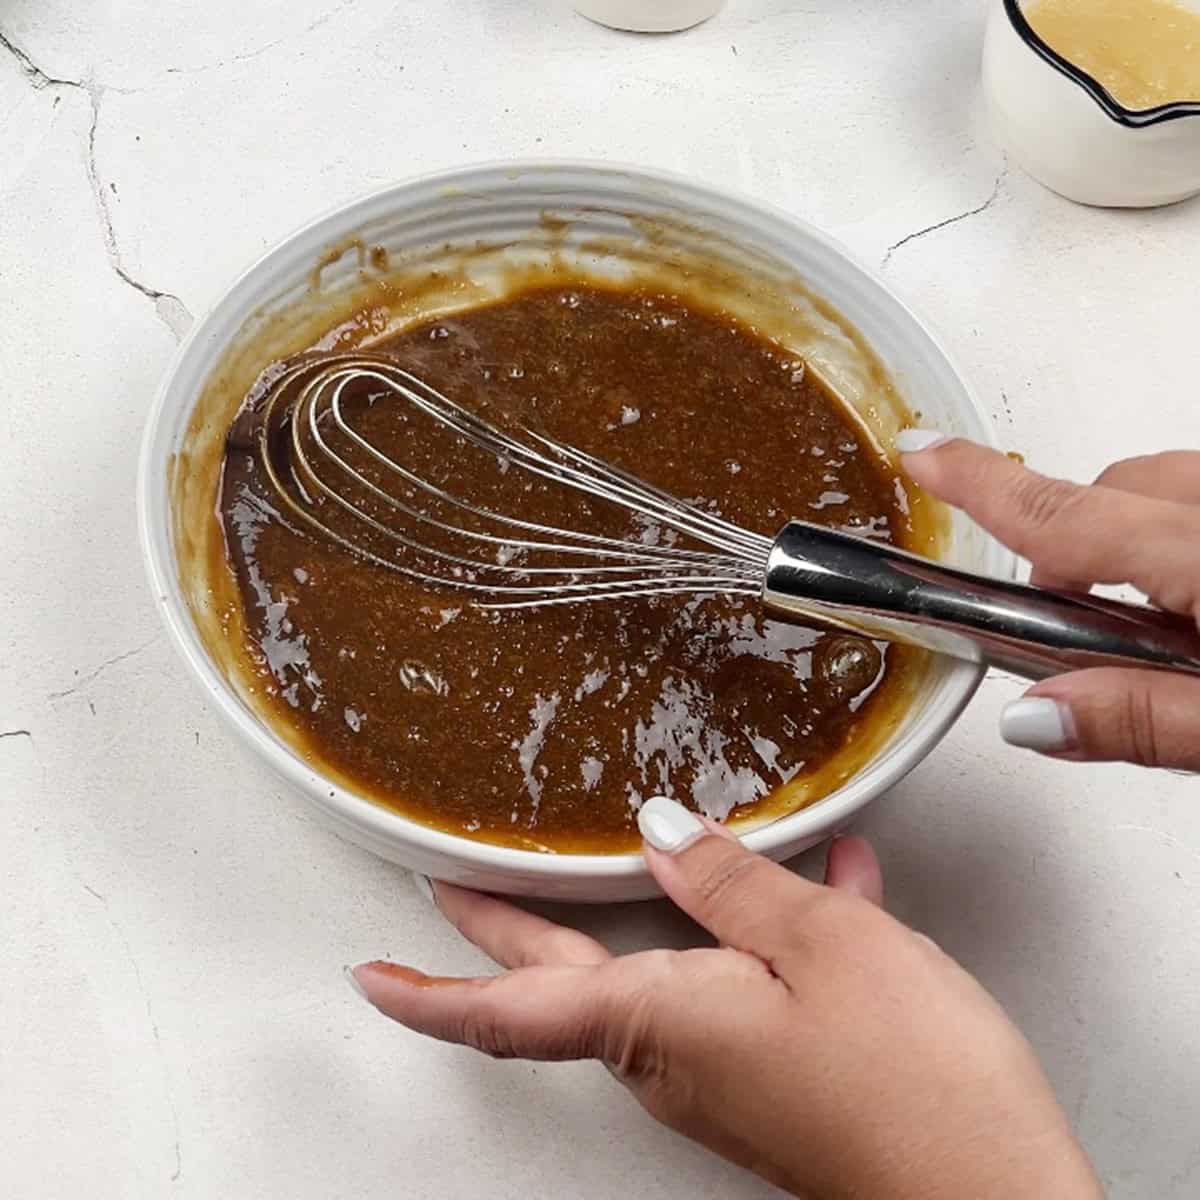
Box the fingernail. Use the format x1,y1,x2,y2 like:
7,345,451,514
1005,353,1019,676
1000,697,1077,752
638,795,707,853
895,428,950,454
344,964,370,1003
412,872,437,909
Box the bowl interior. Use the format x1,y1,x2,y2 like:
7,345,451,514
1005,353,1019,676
139,162,1008,900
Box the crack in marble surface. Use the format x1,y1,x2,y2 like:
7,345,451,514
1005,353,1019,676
161,0,358,77
47,635,160,702
0,28,83,89
4,1,356,91
0,728,33,741
83,87,194,340
2,28,193,340
882,165,1008,267
81,882,184,1183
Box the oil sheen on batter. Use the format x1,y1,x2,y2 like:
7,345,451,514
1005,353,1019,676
219,283,925,853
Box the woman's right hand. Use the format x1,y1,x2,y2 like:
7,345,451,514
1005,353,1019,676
899,435,1200,772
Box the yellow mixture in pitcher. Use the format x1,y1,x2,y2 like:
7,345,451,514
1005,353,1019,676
1027,0,1200,109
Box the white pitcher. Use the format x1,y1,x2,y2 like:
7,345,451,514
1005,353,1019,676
983,0,1200,207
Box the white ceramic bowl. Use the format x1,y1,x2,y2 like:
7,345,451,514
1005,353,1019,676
138,161,1010,902
983,0,1200,208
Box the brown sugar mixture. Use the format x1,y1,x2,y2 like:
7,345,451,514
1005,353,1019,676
218,282,926,853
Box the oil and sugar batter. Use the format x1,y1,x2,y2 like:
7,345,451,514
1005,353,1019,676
219,282,927,852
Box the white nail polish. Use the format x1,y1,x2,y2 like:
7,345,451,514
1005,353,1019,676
344,965,369,1002
412,872,437,909
1000,697,1076,752
638,795,706,853
895,428,950,454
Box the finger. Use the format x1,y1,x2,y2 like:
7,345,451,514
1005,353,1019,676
900,436,1200,609
637,795,846,967
823,835,884,907
1000,668,1200,771
429,880,610,969
349,960,623,1060
1094,451,1200,506
1035,452,1200,590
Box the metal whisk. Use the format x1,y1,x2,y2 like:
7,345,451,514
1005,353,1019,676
247,353,1200,682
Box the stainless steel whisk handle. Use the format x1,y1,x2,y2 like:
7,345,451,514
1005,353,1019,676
763,521,1200,682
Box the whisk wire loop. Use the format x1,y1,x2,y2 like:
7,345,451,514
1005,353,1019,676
252,354,771,608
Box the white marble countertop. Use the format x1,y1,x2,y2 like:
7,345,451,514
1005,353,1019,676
3,2,1198,1196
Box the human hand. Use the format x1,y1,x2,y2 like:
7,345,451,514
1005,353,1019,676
898,433,1200,771
349,799,1101,1199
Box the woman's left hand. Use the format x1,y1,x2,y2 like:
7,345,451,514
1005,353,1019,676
348,798,1100,1200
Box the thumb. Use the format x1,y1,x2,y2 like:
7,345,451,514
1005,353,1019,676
1001,668,1200,771
637,796,865,965
349,960,630,1062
